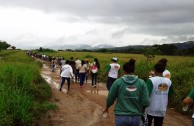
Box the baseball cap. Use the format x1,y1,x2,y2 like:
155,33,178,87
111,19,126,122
111,57,118,62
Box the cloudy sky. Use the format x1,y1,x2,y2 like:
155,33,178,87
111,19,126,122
0,0,194,49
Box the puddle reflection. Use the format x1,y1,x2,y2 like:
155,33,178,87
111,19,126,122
86,90,108,96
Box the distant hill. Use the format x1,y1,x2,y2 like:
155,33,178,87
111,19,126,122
107,41,194,51
172,41,194,49
109,45,150,51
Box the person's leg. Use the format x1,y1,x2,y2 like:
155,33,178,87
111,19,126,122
106,77,116,91
79,73,84,87
59,77,65,91
154,116,164,126
106,77,112,91
94,73,97,87
75,69,78,82
147,114,154,126
85,73,88,83
91,73,94,86
66,77,70,90
192,118,194,126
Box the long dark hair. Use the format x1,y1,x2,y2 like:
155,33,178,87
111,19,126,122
81,60,85,66
94,58,100,69
123,59,136,73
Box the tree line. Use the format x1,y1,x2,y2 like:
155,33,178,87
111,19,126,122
75,44,194,56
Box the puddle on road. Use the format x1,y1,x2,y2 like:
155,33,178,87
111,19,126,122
41,74,68,93
86,90,108,96
43,64,49,69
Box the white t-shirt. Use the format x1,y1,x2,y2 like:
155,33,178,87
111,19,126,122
60,64,73,78
108,63,120,79
75,59,81,69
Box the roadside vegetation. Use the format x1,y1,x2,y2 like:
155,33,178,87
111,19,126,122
0,50,55,126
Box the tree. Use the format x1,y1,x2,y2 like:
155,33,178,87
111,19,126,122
39,47,43,52
0,40,11,50
157,44,177,55
142,47,156,61
11,46,16,50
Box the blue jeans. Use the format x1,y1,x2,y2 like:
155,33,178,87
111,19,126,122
51,64,55,72
79,73,86,86
192,118,194,126
115,115,142,126
91,73,98,86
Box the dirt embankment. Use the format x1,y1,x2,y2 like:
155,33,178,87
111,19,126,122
34,62,192,126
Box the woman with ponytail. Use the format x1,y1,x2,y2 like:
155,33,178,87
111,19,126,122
103,58,150,126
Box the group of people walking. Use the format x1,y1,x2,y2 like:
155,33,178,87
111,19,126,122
103,58,174,126
59,57,100,91
28,51,193,126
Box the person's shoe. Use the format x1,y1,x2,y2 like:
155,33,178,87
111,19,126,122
59,88,62,91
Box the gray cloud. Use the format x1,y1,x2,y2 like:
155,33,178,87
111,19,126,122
0,0,194,48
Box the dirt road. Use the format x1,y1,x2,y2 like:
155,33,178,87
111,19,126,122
35,62,192,126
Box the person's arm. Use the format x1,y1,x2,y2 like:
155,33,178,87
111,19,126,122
183,88,194,104
141,81,150,109
103,80,119,113
70,67,74,78
146,79,153,96
118,68,121,78
168,84,174,96
103,64,111,77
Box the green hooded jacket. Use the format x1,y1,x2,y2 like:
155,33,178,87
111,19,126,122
106,75,150,116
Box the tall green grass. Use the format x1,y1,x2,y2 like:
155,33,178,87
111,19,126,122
0,50,54,126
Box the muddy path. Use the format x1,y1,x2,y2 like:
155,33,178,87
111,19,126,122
35,61,192,126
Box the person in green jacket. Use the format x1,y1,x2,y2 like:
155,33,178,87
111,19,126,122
183,88,194,126
103,59,150,126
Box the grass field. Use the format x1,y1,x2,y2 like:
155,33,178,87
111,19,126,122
0,50,55,126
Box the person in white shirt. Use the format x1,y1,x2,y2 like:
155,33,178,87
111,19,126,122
91,58,100,87
60,57,66,68
75,58,81,82
103,57,120,91
59,60,74,91
78,60,88,87
146,62,173,126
